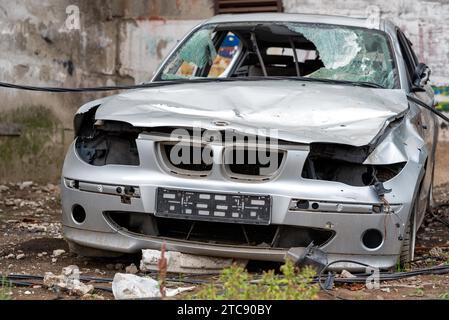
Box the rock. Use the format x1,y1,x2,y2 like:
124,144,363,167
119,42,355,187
0,185,9,192
381,288,391,293
16,253,25,260
341,270,356,278
106,264,115,270
19,181,33,190
62,265,79,277
51,258,57,263
125,263,138,274
52,249,66,257
24,291,32,295
44,266,94,296
115,263,124,271
140,249,246,274
5,254,15,259
429,247,445,258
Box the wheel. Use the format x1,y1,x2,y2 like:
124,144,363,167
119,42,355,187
66,240,123,258
399,199,417,266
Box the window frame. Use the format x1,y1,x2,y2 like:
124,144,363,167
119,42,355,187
396,28,418,86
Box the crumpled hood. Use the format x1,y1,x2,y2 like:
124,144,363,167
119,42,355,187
92,80,409,146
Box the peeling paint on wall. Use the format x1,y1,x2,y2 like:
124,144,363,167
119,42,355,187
118,19,200,83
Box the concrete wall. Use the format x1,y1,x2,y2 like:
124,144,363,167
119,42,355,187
0,0,212,127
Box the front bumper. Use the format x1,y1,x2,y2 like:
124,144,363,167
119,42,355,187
61,137,426,270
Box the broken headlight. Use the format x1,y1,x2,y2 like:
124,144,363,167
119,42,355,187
302,143,405,186
74,108,140,166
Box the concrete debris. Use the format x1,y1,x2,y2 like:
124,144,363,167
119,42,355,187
16,253,25,260
112,273,194,300
140,249,247,274
340,270,356,278
44,265,94,296
112,273,160,300
115,263,124,271
19,181,34,190
429,247,445,258
0,185,9,192
52,249,66,257
125,263,138,274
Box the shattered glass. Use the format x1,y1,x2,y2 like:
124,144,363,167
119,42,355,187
161,28,217,80
290,25,362,69
179,29,217,68
287,24,396,88
159,22,397,89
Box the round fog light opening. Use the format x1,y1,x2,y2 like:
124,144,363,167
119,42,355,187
72,205,86,224
362,229,383,249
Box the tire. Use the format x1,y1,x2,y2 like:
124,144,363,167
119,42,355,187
399,199,417,266
67,240,123,258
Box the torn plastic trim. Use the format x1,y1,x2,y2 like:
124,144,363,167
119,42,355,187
74,104,100,138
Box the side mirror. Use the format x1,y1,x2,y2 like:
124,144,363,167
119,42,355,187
412,63,431,89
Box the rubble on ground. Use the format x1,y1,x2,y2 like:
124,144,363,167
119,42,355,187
43,265,94,296
112,273,194,300
140,249,247,274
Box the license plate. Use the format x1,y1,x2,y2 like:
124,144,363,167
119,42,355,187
156,188,271,225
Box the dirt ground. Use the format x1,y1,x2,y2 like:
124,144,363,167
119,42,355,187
0,144,449,300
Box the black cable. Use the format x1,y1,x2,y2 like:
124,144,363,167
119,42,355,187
407,94,449,123
0,80,179,93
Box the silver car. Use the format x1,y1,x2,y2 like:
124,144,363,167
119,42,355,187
61,13,437,270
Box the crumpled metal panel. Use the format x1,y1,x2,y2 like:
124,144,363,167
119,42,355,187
89,80,409,147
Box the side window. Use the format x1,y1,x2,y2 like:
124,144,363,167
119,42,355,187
208,32,241,77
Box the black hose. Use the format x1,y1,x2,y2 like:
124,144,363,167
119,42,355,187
407,94,449,123
0,80,179,93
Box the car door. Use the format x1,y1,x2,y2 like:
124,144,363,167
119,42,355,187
397,28,437,225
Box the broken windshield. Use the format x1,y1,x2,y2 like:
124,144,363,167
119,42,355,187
157,22,398,89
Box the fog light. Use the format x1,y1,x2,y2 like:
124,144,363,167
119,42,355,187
362,229,383,249
72,204,86,224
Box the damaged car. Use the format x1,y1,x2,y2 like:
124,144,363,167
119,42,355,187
61,13,437,270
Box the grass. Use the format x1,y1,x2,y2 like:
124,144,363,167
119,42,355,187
439,292,449,300
188,259,319,300
0,105,66,183
0,277,12,300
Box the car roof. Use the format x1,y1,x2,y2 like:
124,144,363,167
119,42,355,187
204,13,394,31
